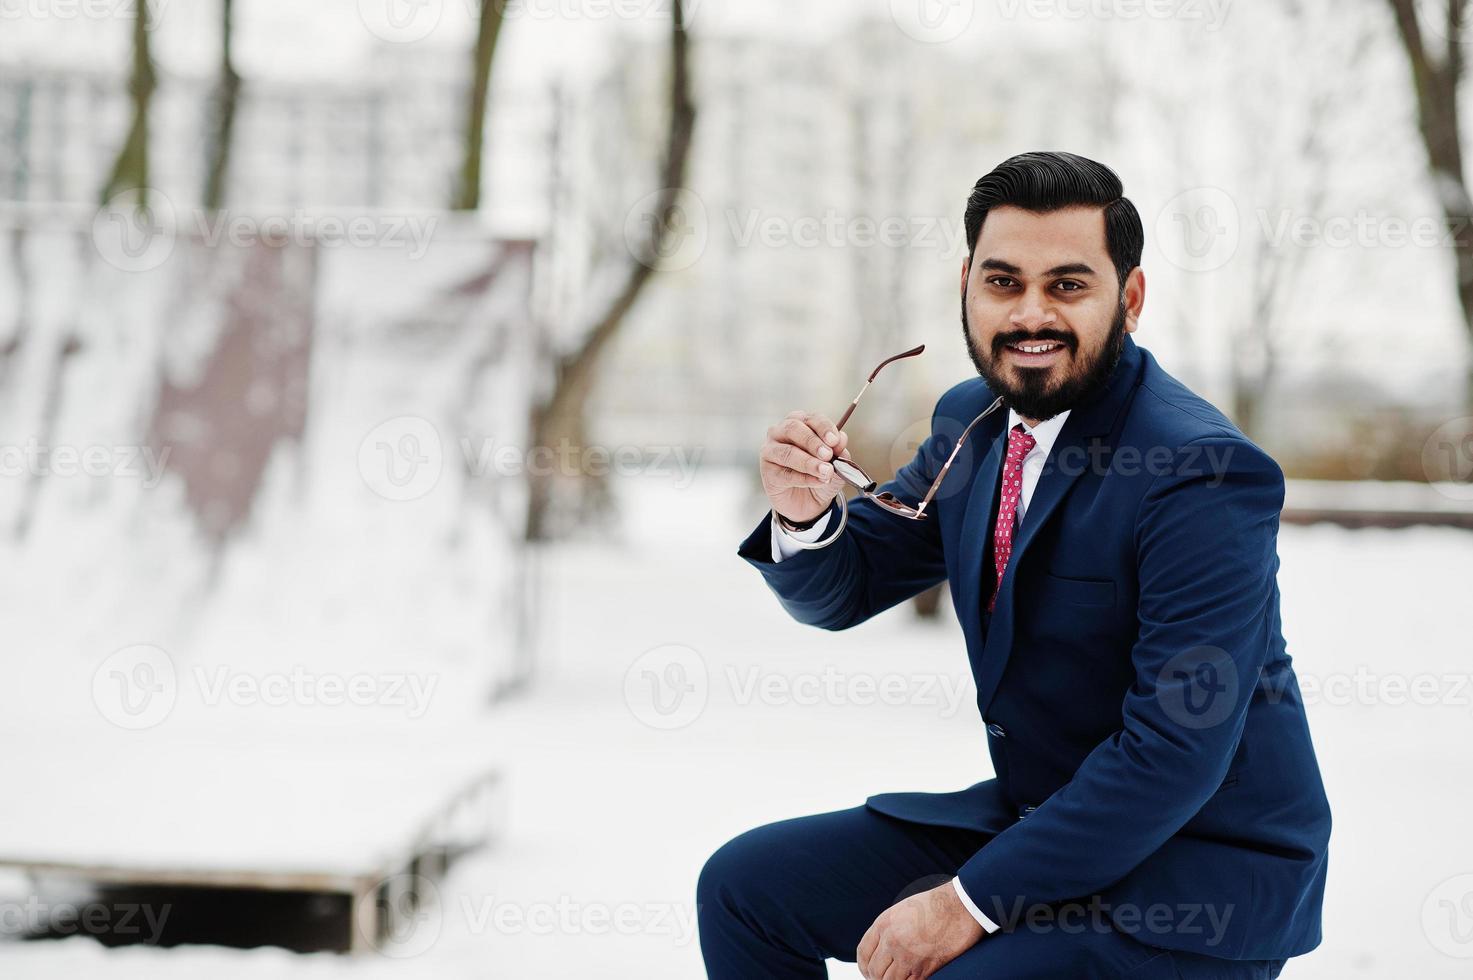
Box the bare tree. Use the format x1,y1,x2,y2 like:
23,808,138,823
203,0,241,209
1229,1,1376,436
1386,0,1473,410
453,0,509,211
100,0,156,204
525,0,695,540
1134,0,1378,436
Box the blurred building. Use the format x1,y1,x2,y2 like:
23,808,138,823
552,21,1123,464
0,44,551,214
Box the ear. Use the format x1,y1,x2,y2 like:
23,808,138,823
960,257,970,299
1122,266,1145,334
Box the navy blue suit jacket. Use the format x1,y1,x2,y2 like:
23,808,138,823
737,337,1331,961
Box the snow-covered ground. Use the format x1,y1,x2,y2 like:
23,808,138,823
2,468,1471,977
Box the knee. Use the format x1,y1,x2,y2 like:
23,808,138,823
697,825,768,913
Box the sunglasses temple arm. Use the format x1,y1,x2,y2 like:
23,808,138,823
913,396,1005,517
837,345,925,432
835,379,872,432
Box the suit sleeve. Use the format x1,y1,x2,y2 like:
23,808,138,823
735,407,953,631
954,436,1284,922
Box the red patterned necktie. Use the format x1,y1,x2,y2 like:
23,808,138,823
989,424,1036,613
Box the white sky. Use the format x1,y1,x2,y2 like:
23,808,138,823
0,0,1087,88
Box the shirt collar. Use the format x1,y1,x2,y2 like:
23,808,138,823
1006,407,1070,460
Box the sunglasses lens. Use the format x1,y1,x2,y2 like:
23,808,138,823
872,491,920,519
831,457,875,492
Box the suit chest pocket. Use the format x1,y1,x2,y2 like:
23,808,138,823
1038,573,1116,608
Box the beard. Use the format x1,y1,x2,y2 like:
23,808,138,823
961,295,1128,422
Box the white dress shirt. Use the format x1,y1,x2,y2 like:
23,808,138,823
770,407,1072,932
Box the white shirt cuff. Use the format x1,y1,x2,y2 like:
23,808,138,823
770,511,832,562
951,877,1000,934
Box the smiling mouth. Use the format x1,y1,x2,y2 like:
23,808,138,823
1003,340,1069,359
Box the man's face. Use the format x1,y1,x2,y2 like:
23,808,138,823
960,205,1144,423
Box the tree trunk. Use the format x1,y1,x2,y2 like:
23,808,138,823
203,0,240,210
100,1,156,204
453,0,508,211
1387,0,1473,412
525,0,695,541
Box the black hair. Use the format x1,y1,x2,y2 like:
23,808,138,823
963,151,1143,290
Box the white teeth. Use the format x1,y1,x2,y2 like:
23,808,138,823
1014,342,1059,354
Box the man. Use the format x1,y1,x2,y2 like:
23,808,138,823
698,151,1331,979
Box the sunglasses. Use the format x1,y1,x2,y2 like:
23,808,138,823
831,345,1005,520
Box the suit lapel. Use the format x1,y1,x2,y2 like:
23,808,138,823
954,414,1008,656
971,336,1145,712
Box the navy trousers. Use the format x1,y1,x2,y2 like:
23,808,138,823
697,806,1288,979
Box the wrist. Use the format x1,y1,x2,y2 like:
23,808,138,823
775,503,830,532
936,880,987,941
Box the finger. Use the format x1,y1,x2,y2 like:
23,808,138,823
764,440,834,483
760,451,832,491
767,469,830,491
868,951,895,980
880,960,911,980
799,412,844,450
777,417,836,462
856,924,878,976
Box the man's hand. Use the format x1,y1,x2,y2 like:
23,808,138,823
760,411,850,524
857,880,986,980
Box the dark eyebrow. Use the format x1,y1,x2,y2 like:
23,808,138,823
978,258,1098,279
1044,262,1097,278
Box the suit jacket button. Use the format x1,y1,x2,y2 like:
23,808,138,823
986,723,1006,738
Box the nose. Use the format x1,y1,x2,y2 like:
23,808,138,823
1009,288,1057,331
